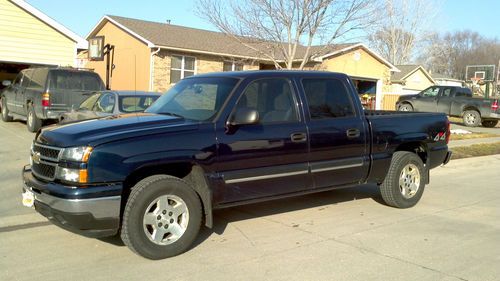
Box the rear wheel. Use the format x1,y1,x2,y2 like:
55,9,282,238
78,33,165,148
121,175,202,260
462,110,481,127
27,105,42,132
481,120,498,128
1,98,13,122
398,103,413,111
380,151,426,208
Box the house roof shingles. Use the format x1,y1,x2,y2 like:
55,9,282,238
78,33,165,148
391,65,420,81
104,15,356,61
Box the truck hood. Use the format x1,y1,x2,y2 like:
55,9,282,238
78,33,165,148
37,113,199,147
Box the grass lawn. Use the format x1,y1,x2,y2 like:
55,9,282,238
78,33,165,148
450,133,499,140
451,142,500,160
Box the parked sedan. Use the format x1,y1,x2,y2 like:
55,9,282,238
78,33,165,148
59,91,160,123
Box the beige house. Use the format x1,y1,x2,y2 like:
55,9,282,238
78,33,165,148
85,15,398,109
391,65,435,95
0,0,86,84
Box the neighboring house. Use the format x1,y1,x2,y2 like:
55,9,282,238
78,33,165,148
432,73,464,87
391,65,435,95
85,15,398,109
0,0,87,87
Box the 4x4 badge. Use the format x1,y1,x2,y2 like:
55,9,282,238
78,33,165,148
434,132,446,141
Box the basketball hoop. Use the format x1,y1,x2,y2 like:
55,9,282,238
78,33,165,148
88,36,104,61
471,77,484,87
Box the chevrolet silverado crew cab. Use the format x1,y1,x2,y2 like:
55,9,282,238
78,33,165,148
22,71,452,259
396,85,500,127
1,67,105,132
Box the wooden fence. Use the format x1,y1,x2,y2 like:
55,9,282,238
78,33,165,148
382,94,400,110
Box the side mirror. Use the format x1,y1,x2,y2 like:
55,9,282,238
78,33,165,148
227,108,259,128
2,80,11,87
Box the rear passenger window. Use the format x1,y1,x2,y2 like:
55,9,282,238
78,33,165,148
442,88,451,97
302,78,355,119
235,78,298,123
29,69,48,90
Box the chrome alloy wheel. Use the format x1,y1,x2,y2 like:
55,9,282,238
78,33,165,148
399,164,421,199
143,195,189,245
465,112,477,125
27,110,33,127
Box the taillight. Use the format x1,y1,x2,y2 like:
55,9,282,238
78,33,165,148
42,92,50,107
445,117,450,144
492,100,499,112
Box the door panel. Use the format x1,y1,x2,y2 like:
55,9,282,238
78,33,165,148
436,87,453,114
216,78,311,203
414,86,439,112
301,78,369,188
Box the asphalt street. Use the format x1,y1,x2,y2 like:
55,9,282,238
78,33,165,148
0,120,499,281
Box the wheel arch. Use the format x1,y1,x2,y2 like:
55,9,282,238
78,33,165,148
393,141,429,184
461,105,480,116
122,162,213,228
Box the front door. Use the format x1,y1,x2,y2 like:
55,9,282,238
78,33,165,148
216,78,311,203
14,70,32,114
300,77,369,188
414,86,439,112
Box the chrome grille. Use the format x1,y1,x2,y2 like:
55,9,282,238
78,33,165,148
32,160,56,181
33,143,62,161
31,142,61,181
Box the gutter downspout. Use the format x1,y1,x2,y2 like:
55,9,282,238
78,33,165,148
149,47,161,91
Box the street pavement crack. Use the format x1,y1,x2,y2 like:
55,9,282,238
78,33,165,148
0,221,52,233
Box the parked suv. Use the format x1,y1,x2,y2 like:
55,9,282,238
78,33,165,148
396,85,500,127
1,67,105,132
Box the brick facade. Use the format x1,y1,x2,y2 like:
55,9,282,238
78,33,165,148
152,50,259,92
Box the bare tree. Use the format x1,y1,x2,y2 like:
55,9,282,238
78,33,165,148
197,0,378,69
419,30,500,80
368,0,440,65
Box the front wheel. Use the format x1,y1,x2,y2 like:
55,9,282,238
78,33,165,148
462,110,481,127
380,151,426,208
1,98,13,122
481,120,498,128
121,175,202,260
398,103,413,112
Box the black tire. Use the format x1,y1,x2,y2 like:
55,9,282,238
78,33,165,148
398,103,413,112
1,98,13,122
462,110,481,127
481,120,498,128
380,151,426,208
27,105,42,132
121,175,202,260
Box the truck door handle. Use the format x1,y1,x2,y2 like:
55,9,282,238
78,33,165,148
290,132,307,143
346,128,360,139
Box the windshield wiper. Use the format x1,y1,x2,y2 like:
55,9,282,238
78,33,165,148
157,112,184,119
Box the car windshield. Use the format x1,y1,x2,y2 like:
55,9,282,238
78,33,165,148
119,95,160,113
146,77,239,121
79,93,101,110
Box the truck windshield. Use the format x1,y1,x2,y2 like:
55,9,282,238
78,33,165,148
146,77,239,121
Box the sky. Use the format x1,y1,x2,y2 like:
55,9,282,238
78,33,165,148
26,0,499,40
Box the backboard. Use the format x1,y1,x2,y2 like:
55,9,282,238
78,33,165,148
88,36,104,61
465,65,495,82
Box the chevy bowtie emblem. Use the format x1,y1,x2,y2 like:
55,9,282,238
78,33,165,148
32,152,41,164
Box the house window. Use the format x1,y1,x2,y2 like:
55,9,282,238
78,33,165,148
171,55,195,83
223,61,243,72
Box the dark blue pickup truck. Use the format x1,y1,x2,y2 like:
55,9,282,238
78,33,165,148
22,71,451,259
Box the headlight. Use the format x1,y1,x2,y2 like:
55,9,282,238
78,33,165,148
61,146,93,162
57,146,92,184
56,167,88,183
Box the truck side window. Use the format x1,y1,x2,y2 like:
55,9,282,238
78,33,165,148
421,87,439,97
236,78,298,123
302,78,354,119
29,68,48,90
442,88,451,97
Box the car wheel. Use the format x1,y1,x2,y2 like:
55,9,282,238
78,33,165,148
398,103,413,112
380,151,426,208
27,105,42,132
121,175,202,260
481,120,498,128
1,98,13,122
462,110,481,127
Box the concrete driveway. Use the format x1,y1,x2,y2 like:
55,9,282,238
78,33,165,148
0,121,499,281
